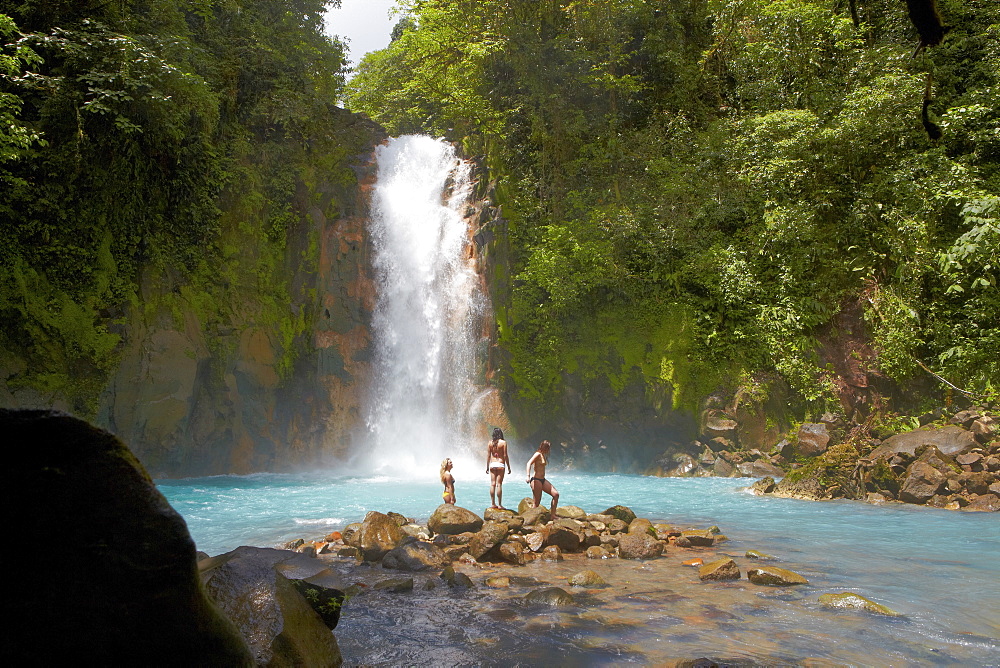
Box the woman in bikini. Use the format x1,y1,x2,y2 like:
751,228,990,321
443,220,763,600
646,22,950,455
485,427,511,509
440,458,456,505
526,440,559,519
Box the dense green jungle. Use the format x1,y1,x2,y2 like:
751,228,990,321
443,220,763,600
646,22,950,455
1,0,998,475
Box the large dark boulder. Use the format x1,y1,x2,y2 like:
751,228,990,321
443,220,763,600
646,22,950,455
3,409,253,665
381,541,447,571
200,546,343,666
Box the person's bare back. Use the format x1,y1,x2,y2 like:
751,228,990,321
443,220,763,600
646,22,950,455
486,428,511,509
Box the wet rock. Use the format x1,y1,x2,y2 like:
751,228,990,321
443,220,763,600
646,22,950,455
965,493,1000,512
747,566,808,585
971,417,997,443
865,492,890,505
520,506,550,527
797,423,831,457
525,530,547,552
582,528,603,547
485,576,510,589
898,462,947,504
599,534,620,549
348,511,406,562
6,410,254,666
541,545,564,561
678,530,717,547
870,426,978,459
338,546,361,559
713,458,735,477
652,523,676,540
698,558,740,581
484,507,516,522
743,460,786,477
523,587,574,606
381,541,447,571
819,592,901,616
387,511,410,526
555,505,587,519
284,538,305,550
201,547,341,666
751,477,776,494
618,533,663,560
604,518,626,534
586,546,613,559
546,520,583,552
500,541,527,565
959,471,995,495
428,505,484,535
745,550,776,560
341,523,362,543
291,579,347,629
295,543,316,557
468,521,510,560
439,565,474,589
569,570,607,587
373,577,414,592
601,505,638,524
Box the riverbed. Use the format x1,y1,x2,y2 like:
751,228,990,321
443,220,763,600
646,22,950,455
158,472,1000,665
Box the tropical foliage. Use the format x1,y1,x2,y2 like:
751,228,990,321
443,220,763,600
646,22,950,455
348,0,1000,420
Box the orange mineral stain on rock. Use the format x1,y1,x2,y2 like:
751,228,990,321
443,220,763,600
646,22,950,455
682,558,704,566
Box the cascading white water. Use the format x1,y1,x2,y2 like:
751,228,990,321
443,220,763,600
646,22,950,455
363,135,488,477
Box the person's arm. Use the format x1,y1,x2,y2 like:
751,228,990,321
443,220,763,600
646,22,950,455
504,442,511,473
486,443,491,473
526,453,537,482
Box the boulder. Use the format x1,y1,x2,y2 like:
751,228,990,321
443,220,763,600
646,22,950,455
351,511,405,562
745,550,776,560
555,505,587,519
484,507,516,522
704,412,739,441
796,423,831,457
747,566,808,585
601,505,638,524
386,511,409,526
373,577,414,592
525,530,547,552
499,541,527,565
569,570,607,587
713,458,736,477
628,518,655,536
606,519,628,534
4,410,254,666
439,565,474,588
618,533,663,560
699,558,740,581
545,520,584,552
971,417,997,443
201,547,341,666
959,471,995,495
381,542,447,571
870,426,978,460
586,546,613,559
965,493,1000,512
541,545,564,561
743,460,785,478
428,505,484,535
818,592,901,616
520,506,550,527
678,530,717,547
401,524,431,540
467,521,510,560
652,523,676,541
516,497,535,514
898,462,946,504
523,587,574,606
751,477,777,495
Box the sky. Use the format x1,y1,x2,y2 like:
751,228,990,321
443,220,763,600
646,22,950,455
324,0,399,68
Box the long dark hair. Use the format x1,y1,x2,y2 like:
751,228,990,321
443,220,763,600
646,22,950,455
492,427,504,443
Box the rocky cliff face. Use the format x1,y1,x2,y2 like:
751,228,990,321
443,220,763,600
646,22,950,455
96,119,387,478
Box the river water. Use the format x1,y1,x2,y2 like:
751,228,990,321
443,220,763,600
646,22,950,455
159,471,999,666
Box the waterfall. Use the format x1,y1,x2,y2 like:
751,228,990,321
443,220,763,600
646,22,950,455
363,135,488,477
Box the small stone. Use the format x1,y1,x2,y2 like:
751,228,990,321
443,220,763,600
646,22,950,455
698,558,740,581
485,576,510,589
744,550,775,560
541,545,563,561
747,566,808,585
678,530,716,546
500,541,526,566
964,493,1000,512
682,558,703,567
819,592,901,616
601,505,638,524
751,477,776,494
439,565,474,588
568,570,607,587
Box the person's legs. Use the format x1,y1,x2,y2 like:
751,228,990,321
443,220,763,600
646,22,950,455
489,470,498,507
542,480,559,519
530,480,543,508
495,469,506,508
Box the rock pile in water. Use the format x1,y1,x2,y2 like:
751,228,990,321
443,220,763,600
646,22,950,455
291,500,731,570
751,412,1000,511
